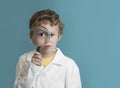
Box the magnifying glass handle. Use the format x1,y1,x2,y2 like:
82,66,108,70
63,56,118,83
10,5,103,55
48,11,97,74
36,47,40,52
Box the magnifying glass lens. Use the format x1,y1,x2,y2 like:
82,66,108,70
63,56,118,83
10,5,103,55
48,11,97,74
31,26,50,51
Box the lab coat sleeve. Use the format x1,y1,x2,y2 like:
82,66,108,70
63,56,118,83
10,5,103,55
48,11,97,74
14,56,43,88
66,61,82,88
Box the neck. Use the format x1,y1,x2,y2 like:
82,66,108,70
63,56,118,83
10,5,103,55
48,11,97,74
40,49,56,58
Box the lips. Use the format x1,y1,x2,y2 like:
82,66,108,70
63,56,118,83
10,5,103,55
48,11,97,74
44,45,51,48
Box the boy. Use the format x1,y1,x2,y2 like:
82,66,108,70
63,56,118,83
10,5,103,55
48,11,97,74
14,9,82,88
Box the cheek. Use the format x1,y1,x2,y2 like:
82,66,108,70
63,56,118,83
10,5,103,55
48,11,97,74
36,38,47,46
51,37,59,42
51,39,59,47
31,37,37,45
31,37,40,45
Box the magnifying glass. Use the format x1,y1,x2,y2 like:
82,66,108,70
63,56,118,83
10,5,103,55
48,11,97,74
30,26,51,52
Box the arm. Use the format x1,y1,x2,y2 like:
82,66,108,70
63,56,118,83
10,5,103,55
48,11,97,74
14,56,43,88
66,61,82,88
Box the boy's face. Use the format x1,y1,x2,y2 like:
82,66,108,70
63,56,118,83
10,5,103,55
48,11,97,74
30,24,61,52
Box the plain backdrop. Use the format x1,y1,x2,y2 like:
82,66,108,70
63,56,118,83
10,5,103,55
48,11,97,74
0,0,120,88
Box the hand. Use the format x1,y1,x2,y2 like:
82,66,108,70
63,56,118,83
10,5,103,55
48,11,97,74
31,52,42,66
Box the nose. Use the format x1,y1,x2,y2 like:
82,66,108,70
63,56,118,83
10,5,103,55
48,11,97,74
46,35,51,44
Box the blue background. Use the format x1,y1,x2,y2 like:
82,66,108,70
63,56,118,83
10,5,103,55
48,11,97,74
0,0,120,88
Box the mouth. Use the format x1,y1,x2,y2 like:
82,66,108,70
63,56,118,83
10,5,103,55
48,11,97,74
44,45,51,48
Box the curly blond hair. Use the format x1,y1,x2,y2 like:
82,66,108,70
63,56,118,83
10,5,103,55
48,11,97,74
29,9,64,35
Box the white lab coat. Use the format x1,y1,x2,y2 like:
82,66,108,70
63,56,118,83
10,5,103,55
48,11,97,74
14,48,82,88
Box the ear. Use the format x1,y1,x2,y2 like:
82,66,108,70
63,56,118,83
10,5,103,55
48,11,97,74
29,32,33,40
57,35,62,41
29,32,35,44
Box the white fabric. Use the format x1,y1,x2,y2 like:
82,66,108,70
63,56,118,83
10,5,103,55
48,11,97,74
14,48,82,88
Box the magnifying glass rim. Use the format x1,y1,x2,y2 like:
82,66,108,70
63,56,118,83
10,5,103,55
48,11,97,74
30,26,51,46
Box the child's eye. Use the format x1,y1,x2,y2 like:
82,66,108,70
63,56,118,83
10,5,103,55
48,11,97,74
50,34,55,36
38,32,46,37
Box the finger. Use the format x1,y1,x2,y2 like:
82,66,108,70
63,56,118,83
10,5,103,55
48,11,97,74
34,58,41,63
32,58,42,66
34,54,42,60
34,51,41,55
34,61,41,66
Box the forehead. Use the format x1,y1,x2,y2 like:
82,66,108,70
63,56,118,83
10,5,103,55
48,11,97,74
31,26,48,33
41,24,59,33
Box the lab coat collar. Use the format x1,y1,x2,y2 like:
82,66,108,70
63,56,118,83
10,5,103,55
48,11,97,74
26,48,65,66
51,48,65,66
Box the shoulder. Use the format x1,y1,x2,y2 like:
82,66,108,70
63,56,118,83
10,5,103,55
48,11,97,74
56,48,78,68
18,50,35,62
64,55,78,67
